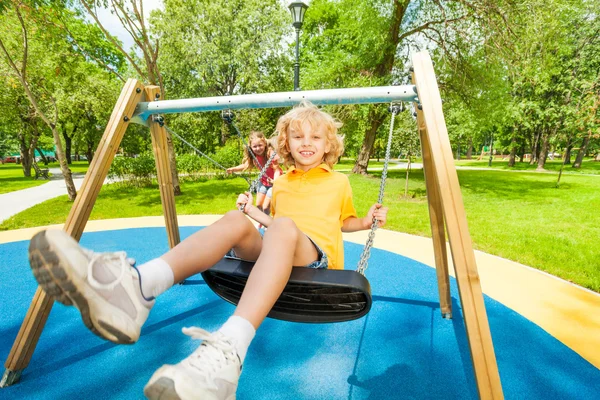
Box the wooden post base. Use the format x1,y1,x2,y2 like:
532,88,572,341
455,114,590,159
0,369,22,388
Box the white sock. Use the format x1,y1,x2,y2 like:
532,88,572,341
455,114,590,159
136,258,174,299
218,316,256,363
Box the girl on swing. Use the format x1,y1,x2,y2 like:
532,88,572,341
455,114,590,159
28,101,388,400
226,131,282,215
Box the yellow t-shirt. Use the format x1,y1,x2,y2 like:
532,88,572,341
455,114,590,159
271,164,357,270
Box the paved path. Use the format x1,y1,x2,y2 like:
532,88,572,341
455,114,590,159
0,168,87,224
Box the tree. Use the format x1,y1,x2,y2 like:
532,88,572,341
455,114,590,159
75,0,182,194
301,0,515,174
484,0,600,174
0,1,77,198
151,0,290,155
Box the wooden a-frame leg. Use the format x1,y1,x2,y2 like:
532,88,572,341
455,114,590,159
1,79,144,387
412,52,503,399
416,109,452,318
145,86,180,249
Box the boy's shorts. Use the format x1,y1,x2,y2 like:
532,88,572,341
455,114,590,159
226,229,328,269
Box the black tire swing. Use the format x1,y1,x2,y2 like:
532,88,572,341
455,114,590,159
201,104,403,323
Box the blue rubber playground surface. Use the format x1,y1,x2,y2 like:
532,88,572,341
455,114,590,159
1,227,599,399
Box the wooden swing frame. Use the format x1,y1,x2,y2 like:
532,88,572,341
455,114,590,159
1,52,503,399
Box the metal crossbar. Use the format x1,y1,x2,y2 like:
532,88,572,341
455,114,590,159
132,86,418,124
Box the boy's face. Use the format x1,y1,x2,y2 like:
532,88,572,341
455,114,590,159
288,121,331,171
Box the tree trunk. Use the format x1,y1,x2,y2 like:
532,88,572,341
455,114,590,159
353,108,384,174
62,126,72,165
86,141,94,163
18,120,41,177
50,125,77,199
573,133,591,168
466,137,473,159
18,133,32,178
556,138,573,188
536,131,549,171
353,0,407,175
519,143,525,163
530,130,540,165
508,135,517,167
564,144,573,164
36,147,48,165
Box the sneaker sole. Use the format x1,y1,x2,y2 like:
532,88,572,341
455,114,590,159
28,230,135,344
144,377,181,400
144,377,236,400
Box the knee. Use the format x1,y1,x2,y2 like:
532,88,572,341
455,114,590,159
223,210,245,221
223,210,254,230
265,217,299,242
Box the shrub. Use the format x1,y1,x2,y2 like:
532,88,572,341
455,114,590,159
213,140,243,168
177,154,205,175
108,153,155,186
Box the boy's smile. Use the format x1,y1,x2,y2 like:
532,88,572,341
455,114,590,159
288,122,331,171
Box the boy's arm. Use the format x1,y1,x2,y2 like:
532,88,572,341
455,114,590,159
236,192,274,227
342,204,388,233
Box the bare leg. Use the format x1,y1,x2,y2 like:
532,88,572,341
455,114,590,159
255,192,266,211
144,217,320,399
262,196,272,215
234,217,318,329
162,211,262,282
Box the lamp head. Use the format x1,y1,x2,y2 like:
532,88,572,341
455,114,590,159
288,1,309,29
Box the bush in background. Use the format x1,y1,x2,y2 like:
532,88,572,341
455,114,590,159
108,153,156,186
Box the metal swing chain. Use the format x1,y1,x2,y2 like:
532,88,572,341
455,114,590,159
152,115,252,185
356,103,402,276
251,150,278,193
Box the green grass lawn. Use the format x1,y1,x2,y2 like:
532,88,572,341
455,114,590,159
2,168,599,292
456,158,600,174
0,164,48,194
334,158,388,170
46,161,91,174
0,161,90,195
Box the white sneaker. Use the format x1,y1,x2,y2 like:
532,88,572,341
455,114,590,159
28,229,154,344
144,327,241,400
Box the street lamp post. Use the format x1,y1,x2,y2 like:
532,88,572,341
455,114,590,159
288,1,309,91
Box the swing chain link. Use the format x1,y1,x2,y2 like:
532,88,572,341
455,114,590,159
356,103,401,276
251,150,278,194
160,121,245,182
222,109,277,194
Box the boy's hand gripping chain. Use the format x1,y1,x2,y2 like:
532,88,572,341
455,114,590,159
356,103,403,275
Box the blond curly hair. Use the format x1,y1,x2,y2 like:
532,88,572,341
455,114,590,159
275,101,344,169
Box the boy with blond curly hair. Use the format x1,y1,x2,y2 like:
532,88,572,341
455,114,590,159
28,101,388,400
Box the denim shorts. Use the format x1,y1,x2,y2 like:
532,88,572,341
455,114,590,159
226,229,328,269
256,183,273,198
